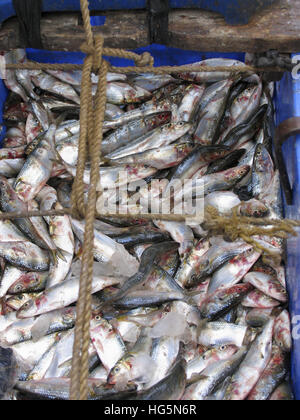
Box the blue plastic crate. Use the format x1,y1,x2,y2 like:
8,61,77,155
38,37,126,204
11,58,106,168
0,0,277,26
0,45,299,399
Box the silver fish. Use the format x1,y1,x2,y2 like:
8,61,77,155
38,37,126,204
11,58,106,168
224,318,275,400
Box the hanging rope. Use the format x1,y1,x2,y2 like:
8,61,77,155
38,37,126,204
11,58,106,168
0,0,299,400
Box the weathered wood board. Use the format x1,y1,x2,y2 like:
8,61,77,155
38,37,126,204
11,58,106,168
0,0,299,52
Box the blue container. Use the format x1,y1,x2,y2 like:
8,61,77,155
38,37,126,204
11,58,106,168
0,0,277,26
0,44,299,399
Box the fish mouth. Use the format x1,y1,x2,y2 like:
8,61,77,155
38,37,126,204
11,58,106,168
107,375,116,385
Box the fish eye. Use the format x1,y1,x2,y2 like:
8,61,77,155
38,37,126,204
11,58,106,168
220,345,227,351
95,315,101,321
22,301,31,309
114,367,120,373
14,284,23,292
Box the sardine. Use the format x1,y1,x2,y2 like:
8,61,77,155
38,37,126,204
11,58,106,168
224,318,275,400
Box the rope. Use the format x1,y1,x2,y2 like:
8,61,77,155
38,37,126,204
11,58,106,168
0,0,297,401
5,61,286,74
69,0,97,401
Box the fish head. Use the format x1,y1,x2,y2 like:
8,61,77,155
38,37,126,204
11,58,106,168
225,165,250,182
6,293,29,309
216,344,239,359
239,199,269,218
62,307,76,327
17,297,37,318
253,144,273,174
145,112,171,129
107,355,134,385
8,272,47,295
14,179,31,202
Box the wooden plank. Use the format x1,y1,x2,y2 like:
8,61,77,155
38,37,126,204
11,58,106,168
0,0,299,52
168,0,300,52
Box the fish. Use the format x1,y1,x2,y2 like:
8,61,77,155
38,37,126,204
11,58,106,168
113,290,186,310
153,220,194,257
178,58,246,83
0,265,45,298
0,176,57,253
90,314,127,372
247,344,288,400
106,122,191,161
37,186,75,288
245,308,275,328
194,79,234,145
269,382,294,400
128,73,175,92
200,284,254,321
173,165,250,205
252,144,275,198
31,71,80,105
177,84,205,122
166,145,230,193
109,226,170,249
0,215,50,271
242,289,281,309
7,270,48,295
243,271,287,303
14,123,57,202
107,142,194,170
186,345,238,384
0,51,292,401
207,249,261,295
223,318,275,400
15,378,137,400
198,322,249,348
106,82,152,105
274,310,292,352
3,51,29,102
217,81,263,143
221,105,268,150
128,353,187,400
101,112,171,155
17,275,122,319
181,239,253,288
0,307,76,346
71,218,139,277
0,346,16,399
0,158,25,178
182,347,247,400
107,327,153,387
145,336,181,388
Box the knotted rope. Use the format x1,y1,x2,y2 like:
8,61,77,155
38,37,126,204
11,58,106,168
0,0,299,401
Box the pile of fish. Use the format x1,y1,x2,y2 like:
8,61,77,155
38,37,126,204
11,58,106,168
0,49,293,400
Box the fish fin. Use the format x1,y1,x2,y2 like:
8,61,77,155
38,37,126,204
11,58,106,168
196,319,208,338
56,248,68,263
49,157,64,165
54,110,71,127
46,108,55,125
196,374,209,381
50,249,59,264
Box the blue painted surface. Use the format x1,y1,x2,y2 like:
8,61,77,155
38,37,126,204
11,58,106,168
0,44,299,399
0,0,277,25
275,55,300,400
0,75,7,141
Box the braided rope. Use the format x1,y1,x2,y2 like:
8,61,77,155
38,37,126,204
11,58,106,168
5,61,286,74
0,0,297,401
